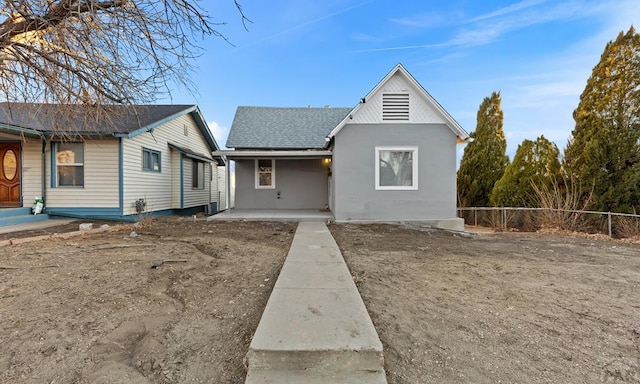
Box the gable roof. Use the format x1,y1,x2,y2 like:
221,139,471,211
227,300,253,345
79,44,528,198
0,103,193,135
0,102,223,162
326,63,470,145
226,106,352,149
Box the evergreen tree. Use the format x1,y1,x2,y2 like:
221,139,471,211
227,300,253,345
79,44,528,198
457,91,509,207
490,135,561,207
564,26,640,213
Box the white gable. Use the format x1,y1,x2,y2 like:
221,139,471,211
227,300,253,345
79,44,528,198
350,72,447,124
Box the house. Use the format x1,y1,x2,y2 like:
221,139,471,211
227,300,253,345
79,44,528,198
216,64,470,230
0,103,225,223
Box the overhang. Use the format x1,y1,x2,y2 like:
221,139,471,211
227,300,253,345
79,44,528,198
169,143,215,163
212,150,332,159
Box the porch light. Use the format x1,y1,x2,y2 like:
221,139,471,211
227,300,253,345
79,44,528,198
322,158,332,165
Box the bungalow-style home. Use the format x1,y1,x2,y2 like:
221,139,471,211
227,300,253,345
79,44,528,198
216,64,470,230
0,103,225,223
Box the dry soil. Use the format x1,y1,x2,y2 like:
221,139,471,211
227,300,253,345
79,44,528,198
1,218,639,383
330,223,640,384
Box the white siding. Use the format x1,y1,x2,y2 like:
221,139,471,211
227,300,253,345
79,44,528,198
122,113,214,215
217,165,227,210
351,72,447,124
171,150,181,208
21,138,43,205
183,158,211,208
46,140,119,208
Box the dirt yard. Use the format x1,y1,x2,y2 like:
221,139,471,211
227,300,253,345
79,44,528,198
330,224,640,384
0,217,296,384
1,218,639,383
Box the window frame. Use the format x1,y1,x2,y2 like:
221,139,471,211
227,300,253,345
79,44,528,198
375,146,418,191
54,142,85,188
192,159,205,190
142,148,161,173
255,159,275,189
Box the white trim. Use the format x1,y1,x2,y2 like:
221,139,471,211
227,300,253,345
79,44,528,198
375,146,418,191
213,150,331,158
255,159,275,189
326,64,470,145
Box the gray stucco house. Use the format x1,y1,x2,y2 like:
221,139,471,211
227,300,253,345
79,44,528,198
216,64,470,230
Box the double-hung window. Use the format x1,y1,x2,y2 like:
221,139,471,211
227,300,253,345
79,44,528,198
255,159,275,189
192,160,204,189
142,148,161,172
375,146,418,190
55,142,85,187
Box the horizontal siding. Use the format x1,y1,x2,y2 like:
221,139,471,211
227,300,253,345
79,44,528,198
123,113,213,215
217,166,227,209
183,158,210,208
21,138,43,205
46,140,119,208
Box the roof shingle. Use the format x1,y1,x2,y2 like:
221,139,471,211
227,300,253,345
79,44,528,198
226,106,352,149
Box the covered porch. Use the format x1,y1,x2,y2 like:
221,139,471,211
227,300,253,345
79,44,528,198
208,208,333,222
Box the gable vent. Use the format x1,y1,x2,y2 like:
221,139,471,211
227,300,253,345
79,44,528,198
382,93,409,121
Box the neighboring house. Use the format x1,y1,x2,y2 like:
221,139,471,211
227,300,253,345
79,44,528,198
216,64,470,230
0,103,225,221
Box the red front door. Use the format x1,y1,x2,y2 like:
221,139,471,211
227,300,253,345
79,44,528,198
0,143,21,207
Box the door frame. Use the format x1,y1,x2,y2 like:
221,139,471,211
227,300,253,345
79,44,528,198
0,141,21,207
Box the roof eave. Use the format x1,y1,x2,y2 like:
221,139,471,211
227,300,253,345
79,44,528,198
0,123,44,137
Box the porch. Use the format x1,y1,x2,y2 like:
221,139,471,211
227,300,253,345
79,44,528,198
208,209,334,222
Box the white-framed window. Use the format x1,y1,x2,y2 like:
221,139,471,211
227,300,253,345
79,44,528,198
192,159,204,189
375,146,418,190
142,148,161,172
255,159,275,189
55,142,84,187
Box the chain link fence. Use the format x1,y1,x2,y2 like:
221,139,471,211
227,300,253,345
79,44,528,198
457,207,640,238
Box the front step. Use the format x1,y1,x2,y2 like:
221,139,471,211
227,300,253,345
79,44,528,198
0,207,49,227
246,369,387,384
245,222,386,383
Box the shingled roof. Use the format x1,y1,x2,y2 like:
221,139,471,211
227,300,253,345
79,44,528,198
226,106,352,149
0,103,196,136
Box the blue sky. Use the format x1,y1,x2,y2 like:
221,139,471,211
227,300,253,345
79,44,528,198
164,0,638,162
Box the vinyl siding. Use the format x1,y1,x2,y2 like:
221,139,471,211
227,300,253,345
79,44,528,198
46,139,119,208
122,113,213,215
216,165,227,210
183,158,210,208
21,138,43,205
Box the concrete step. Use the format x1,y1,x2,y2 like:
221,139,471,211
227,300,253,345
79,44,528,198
245,222,386,383
0,211,49,226
245,368,387,384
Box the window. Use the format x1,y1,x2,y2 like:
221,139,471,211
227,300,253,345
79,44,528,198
382,93,410,121
55,142,84,187
255,159,275,189
375,146,418,190
142,148,161,172
192,160,204,189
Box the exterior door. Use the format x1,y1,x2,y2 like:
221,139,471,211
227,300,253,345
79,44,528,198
0,143,21,207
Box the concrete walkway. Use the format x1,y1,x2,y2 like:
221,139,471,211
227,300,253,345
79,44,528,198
245,222,387,383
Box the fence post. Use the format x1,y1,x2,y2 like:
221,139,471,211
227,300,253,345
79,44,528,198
474,208,477,227
502,208,506,231
608,212,612,237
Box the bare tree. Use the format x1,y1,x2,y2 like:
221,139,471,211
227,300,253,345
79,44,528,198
0,0,248,107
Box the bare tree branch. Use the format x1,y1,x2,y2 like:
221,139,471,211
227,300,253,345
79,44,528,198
0,0,248,114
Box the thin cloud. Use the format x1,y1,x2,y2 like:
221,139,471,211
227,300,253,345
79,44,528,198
389,12,448,29
471,0,549,22
247,0,376,46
